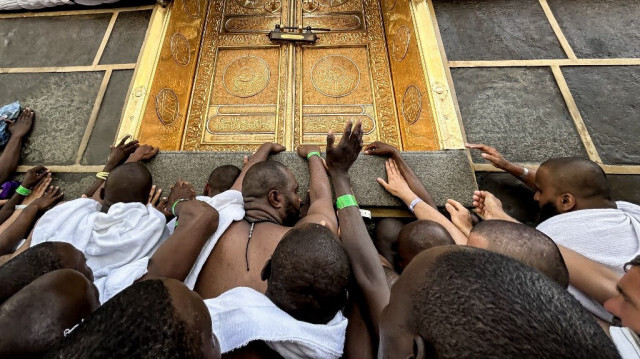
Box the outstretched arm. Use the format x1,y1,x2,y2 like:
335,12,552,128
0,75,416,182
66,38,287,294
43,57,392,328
294,145,337,233
83,135,140,198
142,180,218,281
231,142,286,192
378,159,468,245
466,143,537,189
364,141,436,208
559,245,619,305
327,121,389,341
0,108,35,184
0,166,48,226
472,190,519,222
0,186,63,256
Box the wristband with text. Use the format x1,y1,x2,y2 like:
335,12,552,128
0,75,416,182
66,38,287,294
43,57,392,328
171,199,189,217
336,194,358,209
307,151,321,160
16,185,32,196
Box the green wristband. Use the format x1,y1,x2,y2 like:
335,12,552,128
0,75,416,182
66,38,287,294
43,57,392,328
16,185,32,196
171,199,189,217
307,151,321,160
336,194,358,210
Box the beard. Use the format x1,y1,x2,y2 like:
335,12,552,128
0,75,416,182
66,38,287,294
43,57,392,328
282,199,301,227
538,202,560,224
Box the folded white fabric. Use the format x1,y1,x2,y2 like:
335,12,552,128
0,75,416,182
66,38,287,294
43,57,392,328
610,326,640,359
538,201,640,321
205,287,347,358
166,190,245,290
0,0,115,10
31,198,168,303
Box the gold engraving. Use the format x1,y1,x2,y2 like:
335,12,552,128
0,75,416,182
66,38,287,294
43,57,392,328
155,88,180,125
318,0,351,7
386,0,397,11
402,85,422,125
223,56,271,98
303,14,362,32
281,34,306,39
224,15,280,33
264,0,282,13
170,33,191,66
235,0,267,9
302,0,319,13
183,0,201,18
311,55,361,98
391,25,410,62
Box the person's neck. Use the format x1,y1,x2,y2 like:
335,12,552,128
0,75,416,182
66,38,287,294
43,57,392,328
575,198,617,211
244,199,282,224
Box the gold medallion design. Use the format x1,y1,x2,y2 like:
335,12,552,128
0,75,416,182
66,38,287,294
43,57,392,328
183,0,201,18
223,56,271,98
170,33,191,66
235,0,267,9
391,25,411,62
155,88,179,125
311,55,361,98
402,85,422,124
318,0,350,6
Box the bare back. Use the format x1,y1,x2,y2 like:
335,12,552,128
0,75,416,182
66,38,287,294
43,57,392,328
195,220,291,299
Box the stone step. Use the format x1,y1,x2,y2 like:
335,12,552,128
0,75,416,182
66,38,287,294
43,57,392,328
47,150,478,209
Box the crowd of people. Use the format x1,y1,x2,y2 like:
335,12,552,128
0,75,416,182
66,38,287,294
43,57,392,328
0,107,638,358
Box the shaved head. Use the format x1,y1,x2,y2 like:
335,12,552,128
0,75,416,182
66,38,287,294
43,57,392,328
539,157,611,200
206,165,241,197
103,163,152,205
396,220,454,271
468,220,569,287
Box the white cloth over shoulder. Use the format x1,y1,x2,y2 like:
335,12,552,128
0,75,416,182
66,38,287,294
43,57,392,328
0,0,118,11
166,190,245,290
537,201,640,321
611,326,640,359
205,287,348,359
31,198,168,303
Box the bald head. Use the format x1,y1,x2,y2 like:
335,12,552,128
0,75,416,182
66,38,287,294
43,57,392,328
265,223,350,325
205,165,241,197
468,220,569,287
396,220,454,271
103,163,152,205
242,161,291,200
539,157,611,201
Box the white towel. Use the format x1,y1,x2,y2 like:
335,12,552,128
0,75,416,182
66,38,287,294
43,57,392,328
610,327,640,359
31,198,168,303
166,190,245,290
0,0,112,10
537,201,640,321
205,287,348,359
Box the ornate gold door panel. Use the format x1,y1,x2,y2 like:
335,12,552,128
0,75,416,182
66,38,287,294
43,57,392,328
127,0,453,151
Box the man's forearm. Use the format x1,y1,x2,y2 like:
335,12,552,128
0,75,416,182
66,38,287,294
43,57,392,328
400,191,468,245
390,151,436,208
501,162,537,190
0,136,23,184
0,205,38,255
0,193,23,226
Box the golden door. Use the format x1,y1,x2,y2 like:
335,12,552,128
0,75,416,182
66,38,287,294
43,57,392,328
133,0,442,151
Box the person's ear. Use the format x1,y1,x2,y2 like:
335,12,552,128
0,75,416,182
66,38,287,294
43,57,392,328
99,187,105,201
403,335,427,359
267,189,282,208
559,193,576,212
261,259,272,281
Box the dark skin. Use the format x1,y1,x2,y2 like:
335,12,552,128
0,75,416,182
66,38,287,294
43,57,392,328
0,186,63,256
326,121,390,347
195,142,337,299
465,143,537,189
0,165,49,226
364,141,436,209
0,108,35,185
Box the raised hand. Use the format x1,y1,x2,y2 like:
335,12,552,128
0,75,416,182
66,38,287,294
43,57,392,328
22,172,52,205
445,199,473,236
472,190,510,220
465,143,510,170
127,144,159,163
326,120,363,175
7,108,35,138
21,165,49,190
376,158,414,201
31,185,64,212
364,141,399,157
104,135,140,171
147,185,163,206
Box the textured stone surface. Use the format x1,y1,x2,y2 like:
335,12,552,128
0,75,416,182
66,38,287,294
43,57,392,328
433,0,565,60
142,150,477,207
0,14,111,67
100,10,152,64
49,173,98,200
475,172,540,225
81,70,134,165
452,67,588,163
608,175,640,205
0,72,104,165
562,66,640,165
547,0,640,58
